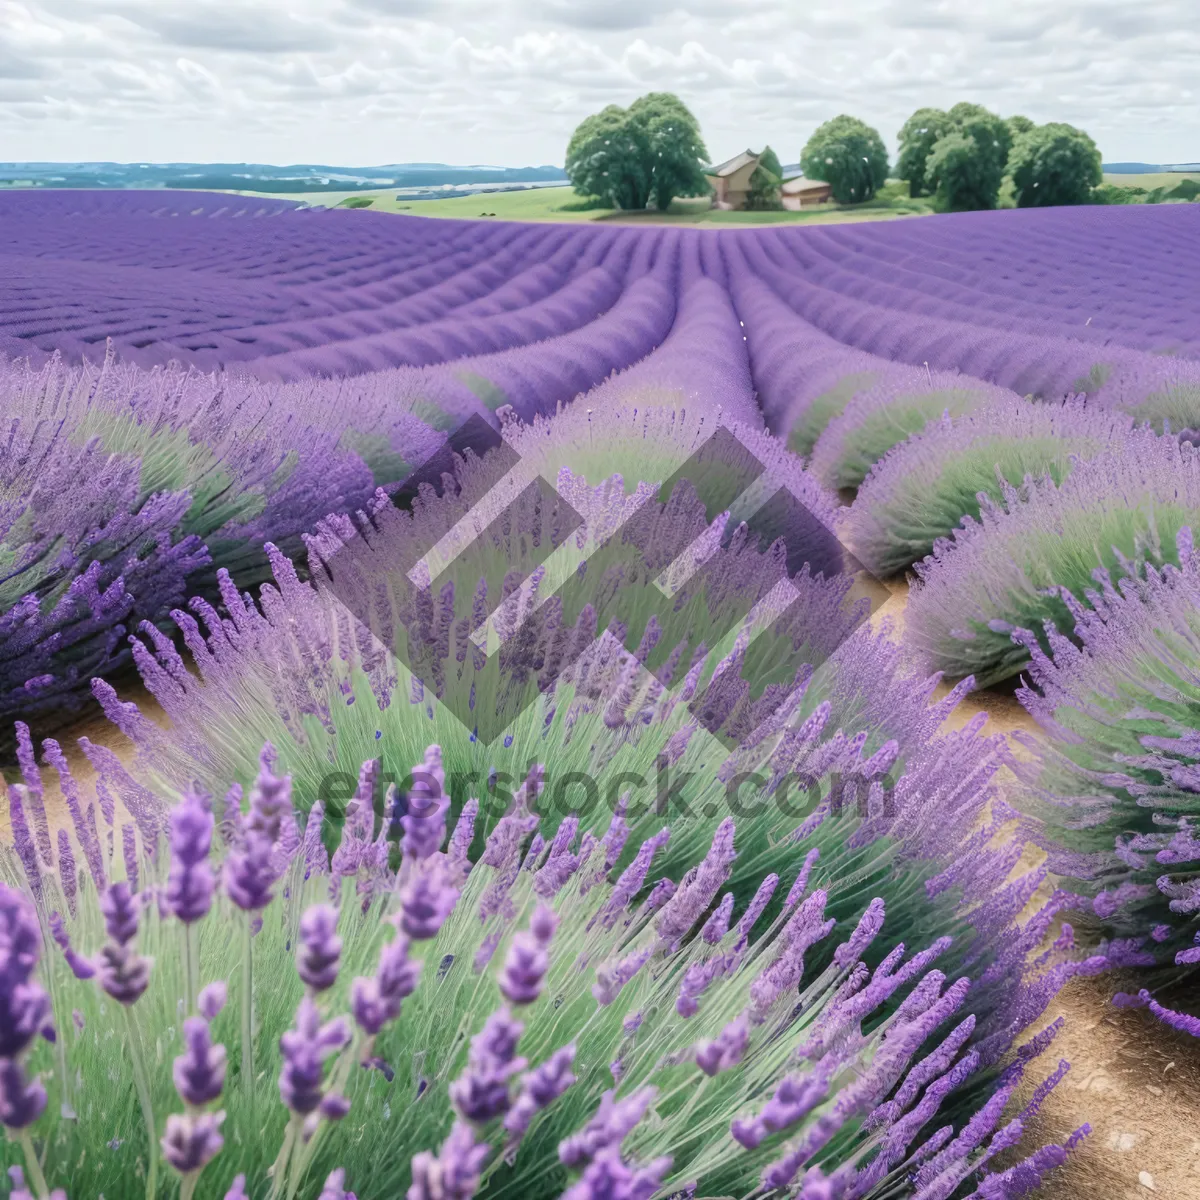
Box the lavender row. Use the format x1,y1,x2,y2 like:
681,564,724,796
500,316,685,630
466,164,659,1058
772,206,1200,359
0,351,452,721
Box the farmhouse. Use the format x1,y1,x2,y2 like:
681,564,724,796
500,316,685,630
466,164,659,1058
704,150,762,210
781,177,833,209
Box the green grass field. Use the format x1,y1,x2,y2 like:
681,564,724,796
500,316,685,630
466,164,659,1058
224,182,933,226
1102,171,1200,189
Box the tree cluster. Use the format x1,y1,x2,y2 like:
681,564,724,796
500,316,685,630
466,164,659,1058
564,93,1112,217
564,92,710,211
898,105,1102,210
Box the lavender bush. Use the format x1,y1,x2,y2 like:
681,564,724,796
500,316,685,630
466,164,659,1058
844,397,1136,576
807,377,1016,494
1011,527,1200,1033
906,430,1200,686
3,732,1093,1198
0,351,448,723
29,428,1110,1197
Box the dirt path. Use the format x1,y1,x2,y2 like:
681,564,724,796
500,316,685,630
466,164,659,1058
874,579,1200,1198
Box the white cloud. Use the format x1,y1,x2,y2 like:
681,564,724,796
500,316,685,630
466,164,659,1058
0,0,1194,165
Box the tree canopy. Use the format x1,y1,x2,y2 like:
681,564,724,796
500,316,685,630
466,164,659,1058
1006,115,1036,140
799,116,889,204
914,103,1012,210
745,144,784,210
1007,122,1103,207
564,92,709,211
896,107,953,198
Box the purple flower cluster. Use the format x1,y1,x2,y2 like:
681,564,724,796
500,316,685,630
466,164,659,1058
1013,523,1200,1025
0,890,52,1131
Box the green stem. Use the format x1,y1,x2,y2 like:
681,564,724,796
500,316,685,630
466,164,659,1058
18,1129,50,1200
180,1173,199,1200
184,923,197,1016
123,1004,159,1200
241,915,254,1105
268,1114,301,1200
284,1032,364,1200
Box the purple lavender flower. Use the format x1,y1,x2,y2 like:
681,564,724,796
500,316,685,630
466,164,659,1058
173,1017,226,1106
100,881,140,946
161,1111,225,1173
408,1120,490,1200
0,888,52,1059
558,1088,657,1168
560,1150,672,1200
399,864,459,940
297,905,342,992
167,788,216,924
449,1007,527,1124
0,1059,47,1129
402,745,449,861
504,1044,578,1144
224,833,277,912
94,882,152,1006
198,982,227,1022
278,996,350,1116
56,830,77,915
498,903,557,1006
245,744,292,844
319,1169,358,1200
351,929,421,1037
592,948,651,1007
223,1176,249,1200
7,1165,66,1200
694,1015,750,1077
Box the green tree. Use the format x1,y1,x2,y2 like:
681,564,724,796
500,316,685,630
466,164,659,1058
565,93,708,211
924,102,1011,210
896,107,952,197
1006,114,1036,140
1007,122,1103,207
745,144,783,210
799,115,889,204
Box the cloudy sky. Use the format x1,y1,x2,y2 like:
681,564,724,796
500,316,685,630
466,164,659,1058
1,0,1195,166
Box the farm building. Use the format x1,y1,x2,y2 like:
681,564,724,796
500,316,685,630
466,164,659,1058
781,177,833,209
704,150,762,210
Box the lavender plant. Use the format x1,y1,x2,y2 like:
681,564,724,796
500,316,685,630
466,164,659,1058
1011,526,1200,1032
0,350,446,721
2,737,1092,1199
808,377,1016,494
906,429,1200,686
844,398,1136,577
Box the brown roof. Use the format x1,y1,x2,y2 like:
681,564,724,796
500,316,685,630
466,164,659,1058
781,177,831,194
704,150,759,179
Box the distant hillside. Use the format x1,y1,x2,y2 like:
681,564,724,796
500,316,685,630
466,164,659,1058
0,162,568,194
1103,162,1164,173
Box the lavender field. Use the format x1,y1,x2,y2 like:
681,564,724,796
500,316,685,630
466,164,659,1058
1,191,1199,1200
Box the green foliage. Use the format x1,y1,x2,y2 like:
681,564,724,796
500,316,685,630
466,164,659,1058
1008,122,1103,208
785,372,879,459
1167,178,1200,201
799,116,888,205
925,104,1012,212
339,196,374,209
1005,115,1036,139
757,145,783,180
1092,183,1147,205
744,146,783,211
895,107,952,198
564,93,709,211
810,387,993,491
